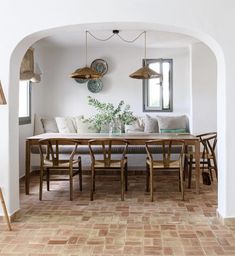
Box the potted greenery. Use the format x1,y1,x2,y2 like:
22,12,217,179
85,96,136,133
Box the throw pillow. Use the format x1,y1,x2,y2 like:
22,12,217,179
75,118,97,133
144,114,159,133
41,118,59,133
157,115,188,132
55,117,77,133
125,118,144,133
33,114,44,135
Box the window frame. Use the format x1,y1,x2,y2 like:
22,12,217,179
143,58,173,112
19,80,32,125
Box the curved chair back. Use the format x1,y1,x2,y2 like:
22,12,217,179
38,138,80,166
88,139,129,167
145,139,185,168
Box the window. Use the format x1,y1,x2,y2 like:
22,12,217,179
19,80,31,125
143,59,173,112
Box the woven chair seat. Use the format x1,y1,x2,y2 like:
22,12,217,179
93,158,127,168
43,159,79,168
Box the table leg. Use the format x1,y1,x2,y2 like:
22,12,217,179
25,139,31,195
195,140,200,194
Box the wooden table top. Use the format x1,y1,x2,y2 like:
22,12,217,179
27,132,199,141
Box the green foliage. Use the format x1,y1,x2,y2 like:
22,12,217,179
85,96,136,132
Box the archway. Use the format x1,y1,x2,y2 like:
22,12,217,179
8,22,225,217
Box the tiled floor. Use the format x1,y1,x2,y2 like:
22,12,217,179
0,171,235,256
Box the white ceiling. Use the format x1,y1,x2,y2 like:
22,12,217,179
37,29,198,49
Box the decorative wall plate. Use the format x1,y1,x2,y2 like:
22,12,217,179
74,69,88,84
87,79,103,93
91,59,108,75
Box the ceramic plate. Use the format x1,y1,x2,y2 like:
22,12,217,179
74,69,88,84
87,79,103,93
91,59,108,75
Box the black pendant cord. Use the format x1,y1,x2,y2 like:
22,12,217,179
87,30,146,44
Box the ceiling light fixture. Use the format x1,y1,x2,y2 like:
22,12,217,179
129,31,162,79
70,30,162,80
70,31,103,80
0,81,7,105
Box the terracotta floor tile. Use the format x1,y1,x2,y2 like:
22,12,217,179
0,173,234,255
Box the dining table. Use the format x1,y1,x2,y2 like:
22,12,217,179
24,132,201,195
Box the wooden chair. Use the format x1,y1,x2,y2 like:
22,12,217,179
188,132,217,188
88,139,129,201
38,138,82,201
0,188,12,230
145,139,185,202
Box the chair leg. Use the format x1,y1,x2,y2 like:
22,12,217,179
207,159,213,181
39,167,44,201
188,155,193,189
178,171,181,192
46,168,50,191
121,166,124,201
78,157,82,191
124,161,128,192
179,166,184,201
184,156,189,181
213,157,218,180
69,166,73,201
150,166,154,202
146,162,150,192
93,170,96,192
0,188,12,231
90,166,94,201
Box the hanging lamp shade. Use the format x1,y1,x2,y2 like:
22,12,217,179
129,66,161,79
20,47,35,81
70,31,103,80
30,63,42,83
0,81,7,105
129,31,162,80
70,66,102,79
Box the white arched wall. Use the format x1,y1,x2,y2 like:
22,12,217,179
0,0,230,219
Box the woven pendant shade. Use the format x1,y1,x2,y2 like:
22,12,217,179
0,81,7,105
129,31,162,80
129,66,161,79
20,48,34,81
70,66,102,79
30,63,42,83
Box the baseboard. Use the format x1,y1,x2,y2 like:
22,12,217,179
216,209,235,225
0,208,20,222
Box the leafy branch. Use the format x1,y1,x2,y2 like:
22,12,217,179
85,96,136,132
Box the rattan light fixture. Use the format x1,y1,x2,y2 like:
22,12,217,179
0,81,7,105
70,31,103,80
129,31,162,79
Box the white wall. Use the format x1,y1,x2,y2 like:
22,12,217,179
33,44,191,117
191,43,217,134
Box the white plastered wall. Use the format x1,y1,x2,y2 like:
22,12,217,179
0,0,230,218
190,42,217,134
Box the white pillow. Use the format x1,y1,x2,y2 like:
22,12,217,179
75,118,97,133
55,117,77,133
41,118,59,133
144,114,159,133
125,117,144,133
156,115,188,132
34,114,44,135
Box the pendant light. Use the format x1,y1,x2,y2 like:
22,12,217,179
0,81,7,104
129,31,162,79
70,31,103,80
